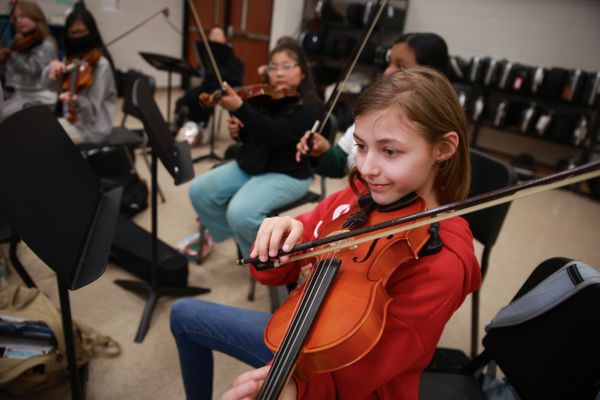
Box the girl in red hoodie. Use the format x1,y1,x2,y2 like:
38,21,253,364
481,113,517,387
171,67,481,400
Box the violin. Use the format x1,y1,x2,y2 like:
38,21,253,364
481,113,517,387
61,48,102,123
198,83,299,109
0,30,45,63
256,194,432,398
10,30,45,53
186,2,299,110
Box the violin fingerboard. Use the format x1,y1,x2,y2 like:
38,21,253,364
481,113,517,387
257,258,341,400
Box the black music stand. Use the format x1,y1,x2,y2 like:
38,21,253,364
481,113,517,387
114,77,210,343
191,41,243,163
139,51,200,125
0,106,122,400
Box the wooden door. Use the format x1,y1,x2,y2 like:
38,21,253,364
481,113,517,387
184,0,226,70
183,0,273,86
228,0,273,85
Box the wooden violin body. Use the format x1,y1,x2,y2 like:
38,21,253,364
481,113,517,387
0,30,44,63
61,48,102,123
10,30,44,53
263,197,432,384
198,83,298,109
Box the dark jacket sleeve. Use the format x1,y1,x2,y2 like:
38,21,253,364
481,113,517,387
311,145,349,178
233,100,320,148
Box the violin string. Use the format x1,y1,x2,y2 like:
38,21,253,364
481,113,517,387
262,261,332,397
261,251,341,398
266,261,339,398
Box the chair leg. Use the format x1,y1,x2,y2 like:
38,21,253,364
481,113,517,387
238,243,257,301
196,222,206,265
248,276,257,301
472,247,491,357
471,289,480,358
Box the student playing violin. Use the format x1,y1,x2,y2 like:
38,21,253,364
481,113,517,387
188,42,322,260
174,25,244,134
172,67,481,399
0,1,58,120
42,4,116,144
296,32,451,178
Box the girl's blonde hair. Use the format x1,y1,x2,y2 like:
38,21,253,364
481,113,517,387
12,1,51,40
351,66,471,204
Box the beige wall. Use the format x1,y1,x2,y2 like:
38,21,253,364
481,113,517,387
404,0,600,70
31,0,184,88
29,0,600,87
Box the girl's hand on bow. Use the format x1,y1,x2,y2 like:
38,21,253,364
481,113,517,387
48,60,66,80
251,216,304,264
220,81,244,112
59,91,77,103
295,130,330,162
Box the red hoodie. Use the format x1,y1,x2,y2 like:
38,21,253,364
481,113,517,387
251,186,481,399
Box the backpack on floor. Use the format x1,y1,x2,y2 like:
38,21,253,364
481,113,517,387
0,286,121,395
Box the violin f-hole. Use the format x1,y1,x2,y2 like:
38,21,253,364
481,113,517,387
352,238,380,263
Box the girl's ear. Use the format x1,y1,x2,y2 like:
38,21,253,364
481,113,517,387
435,131,459,162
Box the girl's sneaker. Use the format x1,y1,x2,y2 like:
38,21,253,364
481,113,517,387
176,228,214,262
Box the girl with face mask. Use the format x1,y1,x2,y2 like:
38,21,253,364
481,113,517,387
42,3,116,144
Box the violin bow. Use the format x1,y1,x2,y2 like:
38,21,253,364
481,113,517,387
104,7,169,48
239,160,600,268
186,0,224,87
309,0,389,136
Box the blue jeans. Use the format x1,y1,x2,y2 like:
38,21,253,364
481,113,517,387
170,299,273,400
188,161,311,258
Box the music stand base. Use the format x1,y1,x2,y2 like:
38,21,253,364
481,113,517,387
193,152,223,163
114,279,210,342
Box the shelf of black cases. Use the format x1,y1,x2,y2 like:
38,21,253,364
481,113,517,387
301,0,409,131
452,62,600,171
476,120,589,150
301,0,409,70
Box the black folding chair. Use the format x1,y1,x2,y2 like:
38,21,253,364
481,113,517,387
420,257,600,400
464,149,518,357
80,69,166,203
